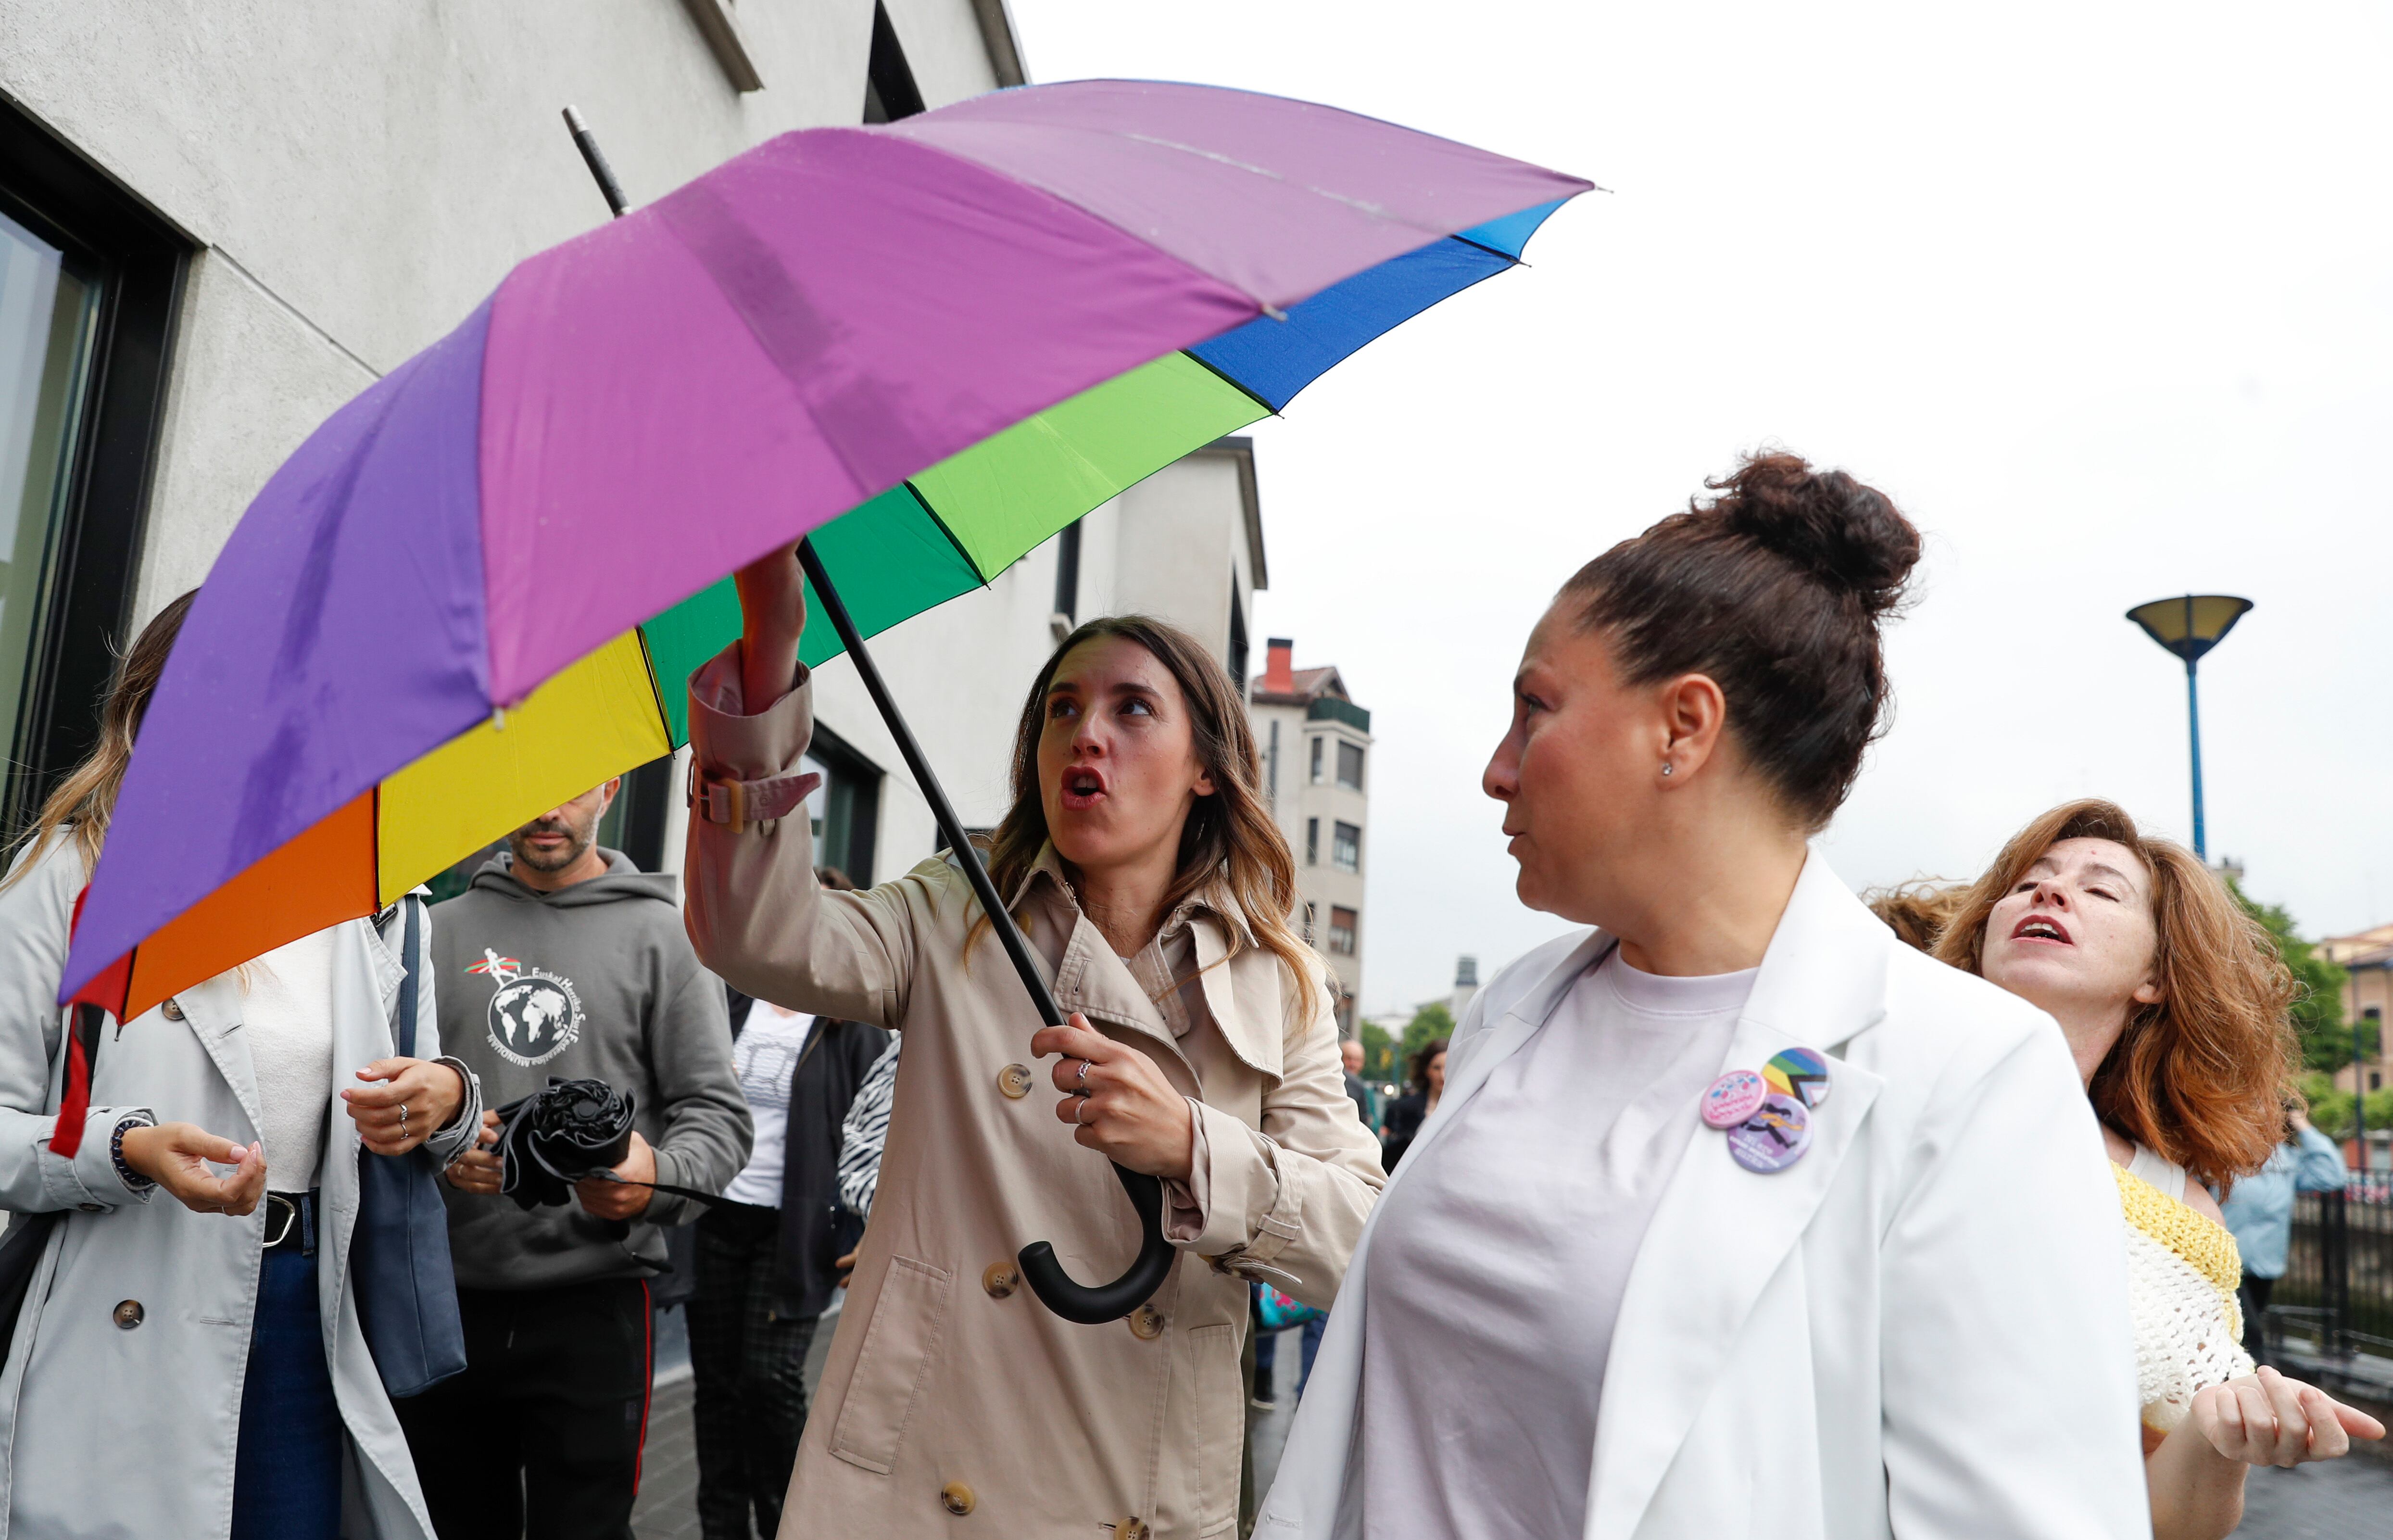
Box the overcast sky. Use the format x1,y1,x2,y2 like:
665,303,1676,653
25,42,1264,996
1008,0,2393,1016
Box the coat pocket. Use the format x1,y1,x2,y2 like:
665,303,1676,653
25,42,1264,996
1188,1323,1241,1536
829,1255,953,1475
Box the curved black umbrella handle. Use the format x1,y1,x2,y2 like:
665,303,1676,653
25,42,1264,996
794,539,1172,1325
1017,1161,1178,1324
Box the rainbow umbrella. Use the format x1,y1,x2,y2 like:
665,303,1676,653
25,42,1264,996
63,80,1589,1019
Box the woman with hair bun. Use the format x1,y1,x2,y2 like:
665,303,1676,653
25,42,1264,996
1936,799,2382,1540
1262,454,2151,1539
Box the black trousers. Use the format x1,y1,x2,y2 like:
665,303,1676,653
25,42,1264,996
396,1277,654,1540
2241,1271,2276,1365
689,1201,819,1540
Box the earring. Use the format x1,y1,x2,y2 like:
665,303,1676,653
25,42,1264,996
1660,762,1674,777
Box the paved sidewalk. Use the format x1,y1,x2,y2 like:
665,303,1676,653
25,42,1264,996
2236,1455,2393,1535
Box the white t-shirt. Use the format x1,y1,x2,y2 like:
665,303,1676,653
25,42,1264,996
243,926,340,1187
723,1002,817,1208
1359,950,1755,1540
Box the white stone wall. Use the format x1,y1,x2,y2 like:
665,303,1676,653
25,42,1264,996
0,0,997,617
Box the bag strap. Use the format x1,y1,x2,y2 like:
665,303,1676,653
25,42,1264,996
396,894,423,1060
50,887,105,1159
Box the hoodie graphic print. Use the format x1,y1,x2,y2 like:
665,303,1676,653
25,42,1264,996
431,848,751,1290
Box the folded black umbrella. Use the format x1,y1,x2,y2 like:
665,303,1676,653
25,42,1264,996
493,1077,723,1212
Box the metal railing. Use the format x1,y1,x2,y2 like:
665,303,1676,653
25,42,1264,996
2273,1183,2393,1362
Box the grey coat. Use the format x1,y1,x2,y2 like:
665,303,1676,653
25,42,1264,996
0,833,483,1540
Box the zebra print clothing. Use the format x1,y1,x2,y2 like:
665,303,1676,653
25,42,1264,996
834,1035,901,1217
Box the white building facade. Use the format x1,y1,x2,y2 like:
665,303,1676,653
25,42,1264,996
0,2,1272,889
1249,638,1371,1035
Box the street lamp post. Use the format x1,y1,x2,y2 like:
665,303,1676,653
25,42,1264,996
2126,594,2253,860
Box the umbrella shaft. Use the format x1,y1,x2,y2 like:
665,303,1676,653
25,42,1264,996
794,538,1067,1030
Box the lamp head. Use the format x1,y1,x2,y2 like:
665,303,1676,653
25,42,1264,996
2126,594,2253,665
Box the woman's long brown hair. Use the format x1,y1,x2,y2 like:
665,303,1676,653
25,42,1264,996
969,615,1324,1029
1932,798,2297,1190
3,591,197,886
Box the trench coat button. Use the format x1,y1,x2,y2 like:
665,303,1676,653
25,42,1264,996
112,1300,143,1330
996,1063,1034,1099
160,999,184,1022
982,1262,1019,1299
76,1203,101,1213
939,1480,975,1515
1127,1304,1165,1340
1113,1519,1150,1540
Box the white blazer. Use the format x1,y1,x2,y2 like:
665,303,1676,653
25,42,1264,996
1258,853,2148,1540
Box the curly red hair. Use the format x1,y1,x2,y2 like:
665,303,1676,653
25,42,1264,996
1932,799,2297,1191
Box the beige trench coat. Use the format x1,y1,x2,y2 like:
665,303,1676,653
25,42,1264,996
682,647,1384,1539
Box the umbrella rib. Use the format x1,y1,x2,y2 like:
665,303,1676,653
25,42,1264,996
903,481,996,589
1177,348,1278,417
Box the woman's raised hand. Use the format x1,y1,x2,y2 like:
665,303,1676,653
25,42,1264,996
1032,1013,1196,1183
343,1057,467,1156
2190,1365,2385,1466
733,541,809,712
115,1123,267,1216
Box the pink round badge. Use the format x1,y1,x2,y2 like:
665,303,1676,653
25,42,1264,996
1726,1093,1812,1174
1700,1069,1768,1129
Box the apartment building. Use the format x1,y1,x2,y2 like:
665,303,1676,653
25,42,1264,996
1249,637,1371,1035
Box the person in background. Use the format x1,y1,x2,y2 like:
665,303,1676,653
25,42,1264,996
2218,1104,2347,1365
693,866,892,1540
0,592,480,1540
1377,1038,1444,1171
398,783,751,1540
829,1031,902,1287
1864,880,1965,953
1935,798,2382,1540
1340,1038,1376,1130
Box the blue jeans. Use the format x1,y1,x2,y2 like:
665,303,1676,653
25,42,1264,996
1253,1317,1327,1396
231,1246,342,1540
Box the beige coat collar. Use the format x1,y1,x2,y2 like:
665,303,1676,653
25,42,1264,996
1005,844,1284,1081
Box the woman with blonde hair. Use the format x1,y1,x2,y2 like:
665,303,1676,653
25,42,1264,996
1935,798,2382,1539
680,555,1382,1538
0,592,482,1539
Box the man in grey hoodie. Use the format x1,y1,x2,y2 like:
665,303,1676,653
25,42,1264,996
394,778,750,1540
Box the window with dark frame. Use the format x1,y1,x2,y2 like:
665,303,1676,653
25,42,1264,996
0,98,185,833
1305,817,1319,866
801,721,883,885
1227,585,1247,695
1309,733,1323,784
1328,906,1357,957
1336,739,1364,791
1053,518,1082,624
861,1,927,123
1332,820,1360,873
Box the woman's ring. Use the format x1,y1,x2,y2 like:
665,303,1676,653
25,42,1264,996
1074,1095,1092,1125
1074,1059,1090,1090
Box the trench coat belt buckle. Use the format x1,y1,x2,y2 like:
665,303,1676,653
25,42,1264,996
1209,1253,1298,1289
688,764,821,833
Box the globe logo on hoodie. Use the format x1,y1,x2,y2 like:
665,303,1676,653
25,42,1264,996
469,947,585,1067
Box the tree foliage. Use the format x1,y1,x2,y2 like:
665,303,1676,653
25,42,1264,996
2232,882,2364,1073
1357,1020,1397,1083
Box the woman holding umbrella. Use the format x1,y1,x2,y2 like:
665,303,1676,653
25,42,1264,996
681,551,1384,1537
